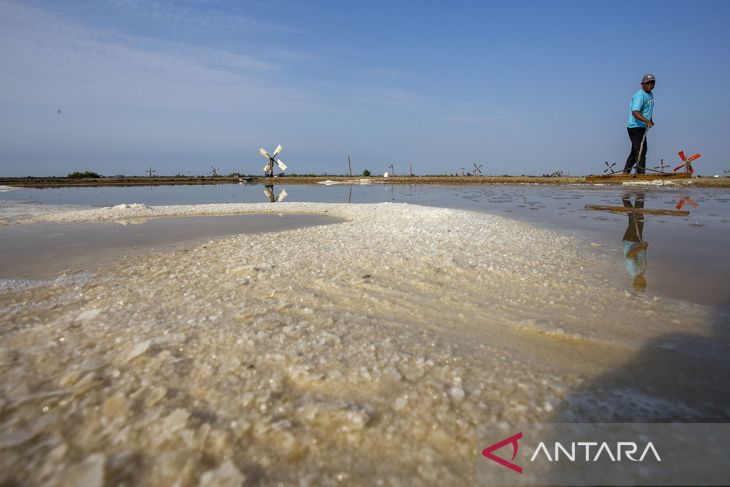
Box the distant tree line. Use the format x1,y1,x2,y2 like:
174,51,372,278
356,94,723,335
67,171,102,179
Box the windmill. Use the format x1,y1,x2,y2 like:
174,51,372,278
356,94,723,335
209,165,219,177
264,185,288,202
473,163,484,176
653,159,669,173
674,150,701,175
603,161,618,174
259,144,287,177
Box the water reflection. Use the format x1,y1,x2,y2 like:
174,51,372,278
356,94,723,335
263,184,287,203
622,193,648,291
583,190,708,294
3,184,727,304
676,195,699,210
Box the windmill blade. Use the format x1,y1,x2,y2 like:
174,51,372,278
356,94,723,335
676,199,684,210
278,189,288,202
263,161,273,173
273,144,282,157
259,148,272,159
263,187,274,202
686,198,699,208
688,153,701,162
275,159,287,171
678,150,687,161
673,163,686,172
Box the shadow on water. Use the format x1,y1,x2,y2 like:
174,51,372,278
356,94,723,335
556,308,730,422
531,304,730,486
552,298,730,422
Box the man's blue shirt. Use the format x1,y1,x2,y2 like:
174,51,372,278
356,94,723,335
627,89,654,128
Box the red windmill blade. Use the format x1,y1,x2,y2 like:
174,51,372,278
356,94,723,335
673,150,701,173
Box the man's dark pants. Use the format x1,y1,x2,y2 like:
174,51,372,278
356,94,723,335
624,127,647,174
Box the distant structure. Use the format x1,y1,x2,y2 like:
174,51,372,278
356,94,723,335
146,166,156,178
603,161,618,174
653,158,669,173
388,163,395,176
473,163,484,176
209,166,219,177
674,150,701,176
259,144,287,177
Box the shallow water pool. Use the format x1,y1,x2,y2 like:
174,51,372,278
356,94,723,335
1,183,729,305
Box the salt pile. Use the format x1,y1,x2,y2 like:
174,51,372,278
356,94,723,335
1,202,727,485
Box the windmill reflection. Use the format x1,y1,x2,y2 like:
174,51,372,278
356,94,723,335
264,185,288,203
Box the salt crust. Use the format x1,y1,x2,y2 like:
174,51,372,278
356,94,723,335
1,201,722,485
317,179,372,185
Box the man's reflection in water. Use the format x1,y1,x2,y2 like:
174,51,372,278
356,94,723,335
264,184,287,203
622,192,648,291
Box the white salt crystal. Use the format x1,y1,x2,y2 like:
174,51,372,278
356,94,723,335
199,460,245,487
61,453,105,487
76,309,101,322
122,340,151,363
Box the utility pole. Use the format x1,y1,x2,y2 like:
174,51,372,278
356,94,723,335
409,162,413,177
348,155,352,177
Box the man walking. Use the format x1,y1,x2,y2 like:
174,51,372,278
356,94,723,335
624,74,655,175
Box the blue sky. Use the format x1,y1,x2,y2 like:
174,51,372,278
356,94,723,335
1,0,729,177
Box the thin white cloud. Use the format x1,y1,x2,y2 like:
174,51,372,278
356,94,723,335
0,1,319,115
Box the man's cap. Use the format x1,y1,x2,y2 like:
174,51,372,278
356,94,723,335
642,73,656,84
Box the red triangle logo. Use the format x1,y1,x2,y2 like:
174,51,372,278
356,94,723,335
481,432,523,474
